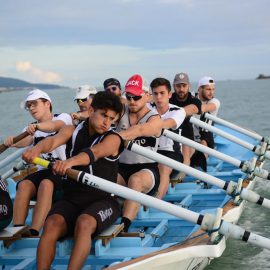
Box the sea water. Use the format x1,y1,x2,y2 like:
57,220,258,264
0,79,270,269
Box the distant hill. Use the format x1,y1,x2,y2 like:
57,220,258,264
0,76,66,90
256,74,270,80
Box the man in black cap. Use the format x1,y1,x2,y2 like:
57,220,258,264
103,78,122,98
169,72,202,174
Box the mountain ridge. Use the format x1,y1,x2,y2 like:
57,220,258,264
0,76,68,90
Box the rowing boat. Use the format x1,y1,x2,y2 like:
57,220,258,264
0,123,268,270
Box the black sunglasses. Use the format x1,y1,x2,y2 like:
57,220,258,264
125,94,143,101
76,95,95,104
76,98,87,104
105,86,118,92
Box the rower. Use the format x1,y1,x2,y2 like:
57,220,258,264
103,78,122,98
169,72,202,177
3,89,73,236
22,91,124,270
190,76,220,171
70,84,97,124
148,77,186,199
116,74,163,232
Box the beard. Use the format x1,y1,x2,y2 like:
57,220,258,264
201,92,212,101
177,91,188,101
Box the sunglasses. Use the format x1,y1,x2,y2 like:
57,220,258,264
105,86,118,92
76,95,94,104
25,100,40,110
125,94,143,101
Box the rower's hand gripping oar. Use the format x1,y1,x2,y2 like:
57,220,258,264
0,131,29,154
32,157,270,250
162,129,270,181
126,142,270,210
189,117,270,161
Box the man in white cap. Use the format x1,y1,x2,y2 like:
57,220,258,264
190,76,220,170
4,88,72,236
116,74,163,232
71,85,97,122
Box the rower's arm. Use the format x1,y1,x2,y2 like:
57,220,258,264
201,103,217,113
27,113,73,134
162,107,186,130
22,125,75,163
67,134,122,167
4,135,33,148
119,115,162,140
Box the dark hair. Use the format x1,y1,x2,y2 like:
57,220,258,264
91,91,123,115
40,98,52,112
103,78,121,90
150,77,171,92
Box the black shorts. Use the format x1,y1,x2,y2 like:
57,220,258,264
0,190,13,230
48,196,120,237
17,169,63,201
157,150,183,163
199,131,214,149
119,163,160,196
190,150,207,172
157,150,183,177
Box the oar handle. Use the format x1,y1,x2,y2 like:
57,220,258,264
32,157,80,180
0,131,29,154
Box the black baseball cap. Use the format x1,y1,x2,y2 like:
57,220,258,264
103,78,121,89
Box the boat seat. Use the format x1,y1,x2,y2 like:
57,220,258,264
119,231,145,238
0,225,28,247
95,223,124,246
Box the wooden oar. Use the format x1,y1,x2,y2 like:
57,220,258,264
32,157,270,250
162,129,270,180
126,142,270,209
190,117,270,160
0,131,29,154
204,113,267,143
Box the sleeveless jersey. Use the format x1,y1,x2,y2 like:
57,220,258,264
64,120,124,201
116,104,160,164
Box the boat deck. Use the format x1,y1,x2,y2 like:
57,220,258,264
0,125,261,269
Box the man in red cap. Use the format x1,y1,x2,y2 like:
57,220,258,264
116,74,163,232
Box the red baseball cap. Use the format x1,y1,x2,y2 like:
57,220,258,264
125,74,149,96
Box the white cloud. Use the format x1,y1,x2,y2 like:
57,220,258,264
15,61,62,83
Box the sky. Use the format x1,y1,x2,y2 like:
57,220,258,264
0,0,270,88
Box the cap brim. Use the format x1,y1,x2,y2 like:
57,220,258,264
125,88,144,96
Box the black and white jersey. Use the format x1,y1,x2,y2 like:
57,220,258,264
27,113,73,163
148,103,186,151
170,92,202,140
64,120,124,201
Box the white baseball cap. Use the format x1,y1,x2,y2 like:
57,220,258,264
74,85,97,100
198,76,215,87
21,89,52,109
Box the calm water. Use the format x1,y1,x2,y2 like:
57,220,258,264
1,79,270,269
